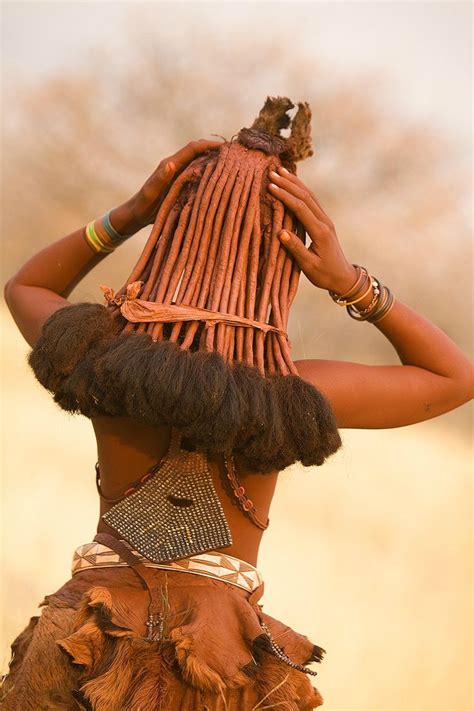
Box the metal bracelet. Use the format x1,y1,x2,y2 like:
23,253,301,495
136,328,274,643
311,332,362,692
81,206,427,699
329,264,366,301
346,278,383,320
368,288,395,323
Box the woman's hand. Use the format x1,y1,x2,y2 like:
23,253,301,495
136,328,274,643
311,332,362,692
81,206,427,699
128,138,223,230
268,167,358,294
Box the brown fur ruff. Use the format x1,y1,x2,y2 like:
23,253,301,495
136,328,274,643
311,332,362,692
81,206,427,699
28,302,342,473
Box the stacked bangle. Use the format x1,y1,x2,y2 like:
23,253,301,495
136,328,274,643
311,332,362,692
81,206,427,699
84,210,129,254
329,264,369,305
329,264,395,324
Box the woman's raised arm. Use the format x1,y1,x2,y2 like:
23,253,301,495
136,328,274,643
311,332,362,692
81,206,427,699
268,167,473,429
3,201,148,347
4,139,222,347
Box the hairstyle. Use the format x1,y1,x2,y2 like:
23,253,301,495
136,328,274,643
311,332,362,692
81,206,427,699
29,97,342,473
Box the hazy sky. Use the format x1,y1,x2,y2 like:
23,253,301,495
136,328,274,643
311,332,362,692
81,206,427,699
2,1,472,150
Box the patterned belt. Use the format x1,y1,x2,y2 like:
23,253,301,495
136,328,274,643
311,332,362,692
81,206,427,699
72,541,264,593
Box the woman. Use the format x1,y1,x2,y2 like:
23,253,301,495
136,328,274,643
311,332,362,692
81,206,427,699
1,98,472,710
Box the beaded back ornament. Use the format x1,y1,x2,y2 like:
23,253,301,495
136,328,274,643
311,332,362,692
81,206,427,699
102,427,232,563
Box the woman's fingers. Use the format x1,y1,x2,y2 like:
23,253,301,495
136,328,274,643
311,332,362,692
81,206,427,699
277,167,333,222
156,160,176,184
134,140,224,228
149,139,223,190
269,168,333,227
267,169,356,292
146,136,219,190
139,160,175,201
278,230,319,275
268,180,331,248
164,139,224,171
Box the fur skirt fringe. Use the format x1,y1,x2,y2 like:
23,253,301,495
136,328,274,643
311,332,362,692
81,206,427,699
0,567,325,710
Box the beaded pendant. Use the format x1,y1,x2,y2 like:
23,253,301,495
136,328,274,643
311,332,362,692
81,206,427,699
102,428,233,563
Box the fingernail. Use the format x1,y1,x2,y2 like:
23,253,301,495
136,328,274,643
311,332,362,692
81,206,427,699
279,230,290,242
269,170,279,179
165,162,175,174
279,166,289,174
269,183,279,190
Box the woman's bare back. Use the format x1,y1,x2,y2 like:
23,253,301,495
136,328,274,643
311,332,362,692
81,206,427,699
4,138,471,567
92,416,279,566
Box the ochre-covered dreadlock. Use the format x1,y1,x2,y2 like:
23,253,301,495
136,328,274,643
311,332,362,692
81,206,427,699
29,97,342,473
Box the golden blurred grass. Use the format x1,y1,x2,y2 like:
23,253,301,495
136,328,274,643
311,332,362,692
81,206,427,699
1,307,472,710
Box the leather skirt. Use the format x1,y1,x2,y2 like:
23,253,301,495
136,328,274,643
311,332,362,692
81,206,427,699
0,541,325,710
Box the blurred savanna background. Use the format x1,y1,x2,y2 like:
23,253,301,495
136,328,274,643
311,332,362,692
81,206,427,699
1,1,472,709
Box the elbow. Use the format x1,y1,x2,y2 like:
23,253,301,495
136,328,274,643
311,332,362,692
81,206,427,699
425,365,474,420
460,372,474,404
4,277,22,317
445,366,474,409
4,277,14,310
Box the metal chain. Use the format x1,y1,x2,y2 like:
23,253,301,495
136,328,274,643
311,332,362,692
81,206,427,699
260,621,320,676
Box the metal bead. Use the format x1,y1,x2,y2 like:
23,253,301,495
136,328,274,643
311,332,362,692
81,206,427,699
102,431,233,563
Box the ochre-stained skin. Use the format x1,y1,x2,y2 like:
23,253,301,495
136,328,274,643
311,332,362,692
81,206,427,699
109,141,304,378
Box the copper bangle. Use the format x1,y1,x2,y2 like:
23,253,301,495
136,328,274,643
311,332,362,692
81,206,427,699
350,278,382,315
329,264,366,301
330,268,378,306
347,284,392,322
368,288,395,323
342,274,376,306
347,278,384,321
365,286,391,322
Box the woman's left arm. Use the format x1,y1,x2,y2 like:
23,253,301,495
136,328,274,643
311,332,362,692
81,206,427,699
268,167,473,428
4,139,222,347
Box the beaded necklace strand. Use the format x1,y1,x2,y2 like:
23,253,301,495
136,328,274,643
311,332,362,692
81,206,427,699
95,449,269,531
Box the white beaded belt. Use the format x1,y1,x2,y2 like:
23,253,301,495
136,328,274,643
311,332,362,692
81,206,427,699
72,541,264,593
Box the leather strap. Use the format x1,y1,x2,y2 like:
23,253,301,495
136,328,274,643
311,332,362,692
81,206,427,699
93,532,162,618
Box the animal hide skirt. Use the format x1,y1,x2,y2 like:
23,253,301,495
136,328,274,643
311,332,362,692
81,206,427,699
0,540,326,711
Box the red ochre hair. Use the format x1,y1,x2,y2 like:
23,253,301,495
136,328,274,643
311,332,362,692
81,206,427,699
29,97,342,473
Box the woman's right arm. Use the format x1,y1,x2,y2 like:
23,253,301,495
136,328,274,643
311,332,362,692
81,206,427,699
268,167,473,429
